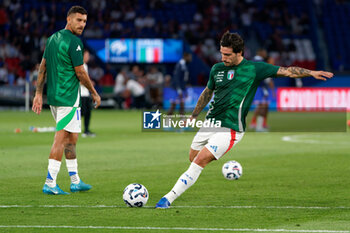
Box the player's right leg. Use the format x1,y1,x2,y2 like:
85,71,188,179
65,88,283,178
43,129,70,195
155,149,211,209
156,127,216,208
155,127,244,208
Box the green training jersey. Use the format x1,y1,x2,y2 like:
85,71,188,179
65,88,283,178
206,58,279,132
43,29,84,106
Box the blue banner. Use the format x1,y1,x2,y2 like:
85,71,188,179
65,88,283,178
86,39,183,63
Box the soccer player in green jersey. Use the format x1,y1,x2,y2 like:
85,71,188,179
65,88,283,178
156,31,334,208
32,6,101,195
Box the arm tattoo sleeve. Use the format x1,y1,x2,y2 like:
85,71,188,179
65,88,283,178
288,67,311,77
191,87,213,118
35,62,47,94
279,66,312,78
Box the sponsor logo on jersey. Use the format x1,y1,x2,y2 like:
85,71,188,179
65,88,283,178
76,45,82,51
227,70,235,80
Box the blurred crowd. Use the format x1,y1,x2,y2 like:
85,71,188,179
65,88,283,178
113,64,166,109
0,0,348,97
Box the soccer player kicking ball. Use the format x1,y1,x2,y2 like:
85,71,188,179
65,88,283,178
155,31,333,208
32,6,101,195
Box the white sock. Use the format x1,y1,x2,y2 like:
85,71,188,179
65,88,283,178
256,116,264,131
45,159,61,187
164,162,203,204
66,159,80,184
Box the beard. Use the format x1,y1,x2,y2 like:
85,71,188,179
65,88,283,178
73,28,83,35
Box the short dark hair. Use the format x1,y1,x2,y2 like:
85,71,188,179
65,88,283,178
67,6,88,17
220,31,244,54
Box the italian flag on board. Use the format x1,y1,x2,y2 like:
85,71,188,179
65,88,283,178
140,47,160,63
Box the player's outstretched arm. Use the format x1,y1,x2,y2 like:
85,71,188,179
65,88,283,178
277,67,334,81
32,58,47,115
74,65,101,108
191,87,213,119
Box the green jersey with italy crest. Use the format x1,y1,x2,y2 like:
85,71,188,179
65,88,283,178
206,58,279,132
43,29,84,107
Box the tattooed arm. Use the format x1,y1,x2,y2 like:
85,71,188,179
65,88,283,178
277,66,334,81
74,65,101,108
32,58,47,115
191,87,214,119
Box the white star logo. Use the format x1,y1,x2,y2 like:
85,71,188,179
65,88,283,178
150,109,161,122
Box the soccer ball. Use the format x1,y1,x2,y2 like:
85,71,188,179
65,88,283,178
222,160,243,180
123,183,149,207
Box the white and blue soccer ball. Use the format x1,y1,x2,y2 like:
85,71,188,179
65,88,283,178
123,183,149,207
222,160,243,180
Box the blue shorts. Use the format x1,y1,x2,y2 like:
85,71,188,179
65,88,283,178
254,87,270,104
169,88,187,104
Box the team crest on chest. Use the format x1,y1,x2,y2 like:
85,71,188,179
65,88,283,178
227,70,235,80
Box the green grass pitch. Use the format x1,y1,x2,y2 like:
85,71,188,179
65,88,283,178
0,110,350,233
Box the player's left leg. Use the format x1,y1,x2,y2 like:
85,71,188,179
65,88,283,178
64,132,79,183
64,132,92,192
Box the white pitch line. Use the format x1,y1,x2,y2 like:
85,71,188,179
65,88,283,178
0,225,349,233
175,206,350,210
282,135,323,144
281,135,349,145
1,205,350,210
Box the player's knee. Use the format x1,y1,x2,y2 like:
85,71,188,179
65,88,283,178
189,149,199,162
193,149,215,168
67,133,78,144
193,156,208,168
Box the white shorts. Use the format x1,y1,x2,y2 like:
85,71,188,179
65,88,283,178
190,127,244,160
50,106,81,133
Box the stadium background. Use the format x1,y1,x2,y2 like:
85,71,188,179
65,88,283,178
0,0,350,111
1,1,350,232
